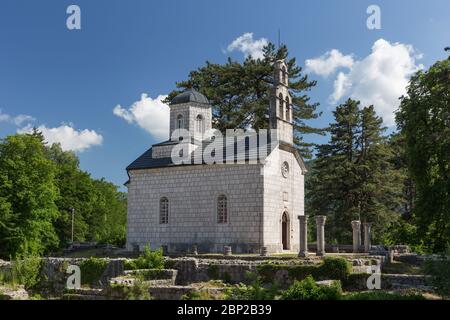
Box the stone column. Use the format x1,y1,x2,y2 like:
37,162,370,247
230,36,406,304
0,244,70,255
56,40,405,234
351,220,361,253
298,215,308,257
315,216,326,256
363,223,372,252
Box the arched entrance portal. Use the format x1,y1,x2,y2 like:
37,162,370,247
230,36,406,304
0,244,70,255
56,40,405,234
282,212,290,250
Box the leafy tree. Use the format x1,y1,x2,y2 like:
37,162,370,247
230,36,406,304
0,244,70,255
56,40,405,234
396,58,450,253
307,99,402,243
165,43,324,158
0,133,59,258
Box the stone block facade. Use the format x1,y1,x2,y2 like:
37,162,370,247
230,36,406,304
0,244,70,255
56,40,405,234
126,146,304,254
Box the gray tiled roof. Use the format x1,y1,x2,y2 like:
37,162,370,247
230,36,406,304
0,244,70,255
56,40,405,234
170,89,210,105
126,133,277,171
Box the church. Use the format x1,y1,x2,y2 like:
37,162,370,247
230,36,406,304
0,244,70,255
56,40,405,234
125,60,306,254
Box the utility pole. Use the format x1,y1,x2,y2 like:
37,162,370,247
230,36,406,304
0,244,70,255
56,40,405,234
70,208,75,243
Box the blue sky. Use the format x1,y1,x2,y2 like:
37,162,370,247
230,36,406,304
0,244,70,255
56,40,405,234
0,0,449,188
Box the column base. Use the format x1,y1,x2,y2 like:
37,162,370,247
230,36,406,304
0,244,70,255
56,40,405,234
316,252,326,257
298,251,309,258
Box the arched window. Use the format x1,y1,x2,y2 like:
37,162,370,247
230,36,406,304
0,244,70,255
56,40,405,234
177,114,184,129
282,66,287,84
278,93,284,120
195,115,205,133
217,195,228,224
285,96,290,122
160,197,169,224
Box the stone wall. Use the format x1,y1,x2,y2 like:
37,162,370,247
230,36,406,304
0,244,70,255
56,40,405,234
126,164,264,254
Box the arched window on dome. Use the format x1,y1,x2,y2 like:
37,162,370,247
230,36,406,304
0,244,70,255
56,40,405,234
195,114,205,134
217,195,228,224
282,66,287,84
177,114,184,129
279,93,284,120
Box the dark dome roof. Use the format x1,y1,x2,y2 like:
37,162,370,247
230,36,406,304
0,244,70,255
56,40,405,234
170,89,210,105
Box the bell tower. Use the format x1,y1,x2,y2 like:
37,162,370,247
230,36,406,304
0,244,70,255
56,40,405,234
270,60,293,145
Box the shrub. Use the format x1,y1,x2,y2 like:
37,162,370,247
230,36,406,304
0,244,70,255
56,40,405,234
122,277,152,300
343,291,425,300
124,245,164,270
225,272,279,300
319,257,352,280
257,257,352,284
8,255,42,290
79,257,108,286
281,276,342,300
423,256,450,298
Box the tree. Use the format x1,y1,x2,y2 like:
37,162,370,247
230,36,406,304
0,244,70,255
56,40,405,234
0,133,59,258
307,99,402,243
165,43,324,158
396,58,450,253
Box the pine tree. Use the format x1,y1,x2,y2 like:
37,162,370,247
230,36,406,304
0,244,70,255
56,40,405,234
307,100,402,243
165,43,324,158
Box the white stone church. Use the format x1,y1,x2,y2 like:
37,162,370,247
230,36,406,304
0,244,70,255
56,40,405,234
125,60,306,254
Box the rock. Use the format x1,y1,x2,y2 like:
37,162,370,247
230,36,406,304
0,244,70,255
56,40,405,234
316,280,339,287
0,285,29,300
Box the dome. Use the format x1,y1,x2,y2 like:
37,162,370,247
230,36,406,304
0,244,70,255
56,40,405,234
170,89,210,105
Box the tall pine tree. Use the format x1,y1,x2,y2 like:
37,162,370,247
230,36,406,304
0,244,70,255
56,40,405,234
165,43,324,158
307,99,402,243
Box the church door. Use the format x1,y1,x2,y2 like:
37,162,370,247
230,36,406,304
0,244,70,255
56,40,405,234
282,212,289,250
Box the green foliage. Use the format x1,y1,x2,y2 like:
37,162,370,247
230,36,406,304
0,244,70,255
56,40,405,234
281,276,342,300
257,257,351,283
182,291,218,300
320,257,352,280
225,272,279,300
1,255,43,290
307,99,403,243
165,43,324,158
0,133,127,259
124,246,164,270
122,276,152,300
343,291,425,300
78,257,108,286
423,256,450,297
396,59,450,253
0,133,59,257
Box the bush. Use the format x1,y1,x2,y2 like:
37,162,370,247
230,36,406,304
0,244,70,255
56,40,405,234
225,272,279,300
281,276,342,300
124,245,164,270
343,291,425,300
257,257,352,284
319,257,352,280
423,256,450,298
6,255,42,290
79,257,108,286
122,277,152,300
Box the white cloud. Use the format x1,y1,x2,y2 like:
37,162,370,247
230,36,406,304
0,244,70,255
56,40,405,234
226,33,268,60
113,93,169,140
0,110,35,126
307,39,423,126
19,124,103,152
305,49,354,77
